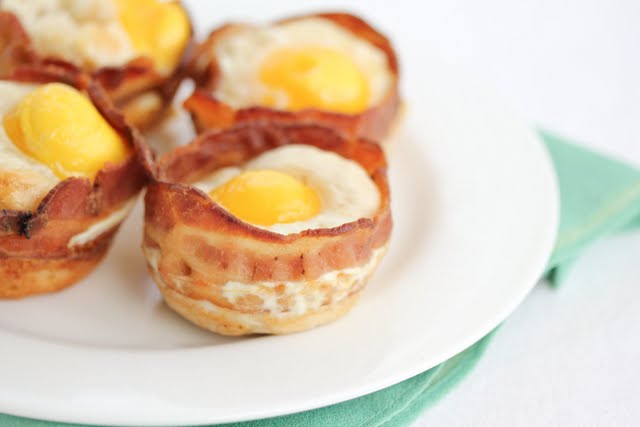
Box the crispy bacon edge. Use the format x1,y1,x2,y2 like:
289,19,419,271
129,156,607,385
0,66,149,298
0,3,195,129
183,12,401,142
144,123,391,283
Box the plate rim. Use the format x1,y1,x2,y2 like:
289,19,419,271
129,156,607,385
0,55,559,427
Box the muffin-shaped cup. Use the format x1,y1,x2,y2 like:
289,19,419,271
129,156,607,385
142,124,392,335
0,66,147,298
184,12,401,147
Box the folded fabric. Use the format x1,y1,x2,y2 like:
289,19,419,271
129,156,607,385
2,132,640,427
542,131,640,285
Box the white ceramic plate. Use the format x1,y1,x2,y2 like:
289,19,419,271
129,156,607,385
0,3,559,426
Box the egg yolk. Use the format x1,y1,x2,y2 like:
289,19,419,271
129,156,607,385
3,83,130,180
210,170,321,226
115,0,190,72
259,47,370,114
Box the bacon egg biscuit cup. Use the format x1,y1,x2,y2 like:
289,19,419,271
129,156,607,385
0,67,147,298
185,12,402,151
0,3,194,129
142,124,392,335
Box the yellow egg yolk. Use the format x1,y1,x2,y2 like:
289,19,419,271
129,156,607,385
3,83,130,180
115,0,190,72
210,170,321,226
259,47,370,114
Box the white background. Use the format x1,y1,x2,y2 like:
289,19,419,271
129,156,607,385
372,0,640,425
190,1,640,425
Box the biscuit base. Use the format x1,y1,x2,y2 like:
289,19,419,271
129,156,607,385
156,276,363,336
0,229,117,299
0,252,107,299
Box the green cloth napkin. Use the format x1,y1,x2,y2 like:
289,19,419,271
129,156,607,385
3,132,640,427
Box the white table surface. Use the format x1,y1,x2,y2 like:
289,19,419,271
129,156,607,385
187,1,640,425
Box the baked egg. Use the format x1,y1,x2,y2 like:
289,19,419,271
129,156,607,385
0,81,130,210
1,0,190,75
185,13,401,147
193,144,380,234
210,17,392,114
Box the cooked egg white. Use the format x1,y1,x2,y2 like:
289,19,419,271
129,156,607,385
2,0,134,70
192,144,381,235
67,196,136,247
212,18,393,113
1,0,189,74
